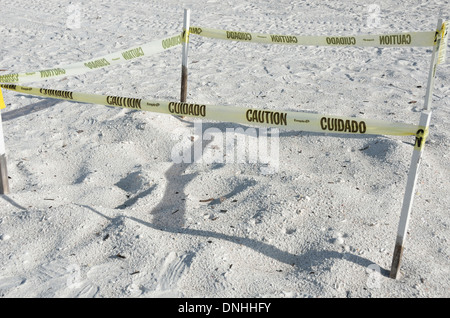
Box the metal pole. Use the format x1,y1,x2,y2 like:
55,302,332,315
423,19,443,110
389,19,443,279
180,8,191,103
389,111,431,279
0,88,10,194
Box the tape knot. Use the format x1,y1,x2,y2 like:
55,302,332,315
414,127,429,150
182,29,190,43
437,22,448,64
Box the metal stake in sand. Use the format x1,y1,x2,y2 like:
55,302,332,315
180,8,191,103
423,19,444,111
0,88,10,194
389,19,444,279
389,111,431,279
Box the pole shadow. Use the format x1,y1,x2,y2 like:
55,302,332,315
0,195,27,210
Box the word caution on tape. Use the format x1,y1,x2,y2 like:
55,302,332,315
189,26,437,47
0,83,424,139
0,33,183,84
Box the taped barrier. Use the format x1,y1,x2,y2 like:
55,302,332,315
189,26,437,47
0,14,447,280
188,19,446,280
0,23,446,86
0,33,183,84
0,83,424,139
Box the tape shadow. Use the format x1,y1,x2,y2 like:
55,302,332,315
80,203,388,275
115,185,157,210
131,215,389,276
1,97,62,122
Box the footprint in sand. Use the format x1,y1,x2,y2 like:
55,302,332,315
146,251,195,297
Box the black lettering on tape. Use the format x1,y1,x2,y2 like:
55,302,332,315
106,96,142,109
0,73,20,83
84,58,111,69
226,31,252,41
39,68,66,78
168,102,206,117
1,84,17,90
379,34,412,45
122,47,145,60
162,35,182,49
270,35,298,44
39,88,74,100
325,36,356,45
245,109,287,126
320,117,366,134
415,129,425,149
189,27,202,35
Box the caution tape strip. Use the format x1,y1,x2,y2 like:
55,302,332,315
1,84,422,138
189,26,438,47
1,23,446,85
414,125,429,151
0,88,5,110
0,33,183,84
183,28,190,43
437,22,448,64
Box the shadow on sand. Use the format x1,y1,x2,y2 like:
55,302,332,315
80,118,390,276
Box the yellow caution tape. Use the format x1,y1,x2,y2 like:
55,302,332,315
190,26,437,47
437,22,448,64
0,33,183,84
414,126,429,151
1,84,421,137
183,28,190,43
1,24,444,85
0,89,5,110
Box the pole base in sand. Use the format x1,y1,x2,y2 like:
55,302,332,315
0,153,10,195
390,242,404,279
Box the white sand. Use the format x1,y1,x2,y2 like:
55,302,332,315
0,0,449,298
